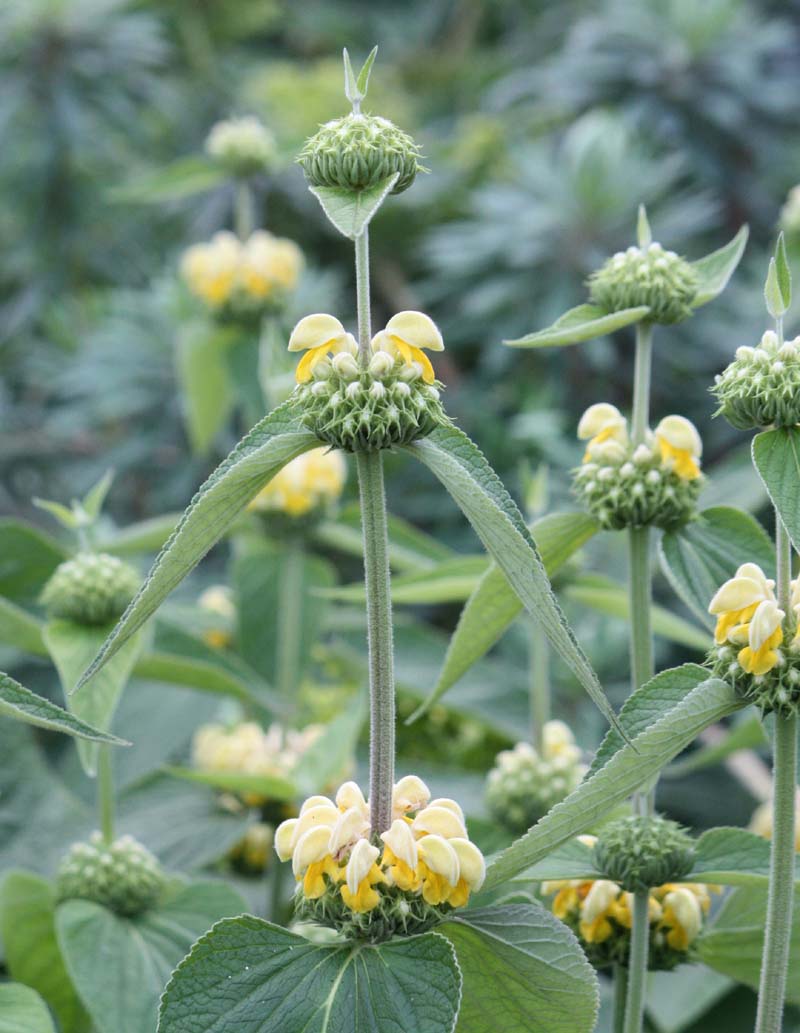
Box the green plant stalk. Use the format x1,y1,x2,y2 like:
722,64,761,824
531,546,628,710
623,889,650,1033
235,179,255,240
353,225,395,833
97,744,115,844
275,537,305,699
613,963,629,1033
755,512,798,1033
269,858,287,924
530,620,550,752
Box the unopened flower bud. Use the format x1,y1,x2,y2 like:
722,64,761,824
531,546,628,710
41,553,140,627
332,352,360,379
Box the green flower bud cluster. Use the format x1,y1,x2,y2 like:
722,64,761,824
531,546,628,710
297,113,422,195
572,443,701,531
40,552,140,626
485,731,584,834
588,243,698,324
205,116,276,176
711,331,800,430
594,816,695,893
296,881,444,944
295,353,448,452
709,641,800,718
56,832,165,916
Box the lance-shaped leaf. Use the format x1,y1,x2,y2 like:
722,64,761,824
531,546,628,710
764,233,792,319
157,916,461,1033
403,428,616,730
109,156,227,204
504,303,649,349
163,766,296,802
0,984,57,1033
175,321,235,456
440,904,599,1033
483,675,743,891
0,671,129,746
75,400,319,691
408,512,599,721
690,225,749,308
44,620,143,775
660,506,775,627
317,555,488,605
752,427,800,554
309,173,399,240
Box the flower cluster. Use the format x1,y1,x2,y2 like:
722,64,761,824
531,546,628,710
544,837,714,971
206,116,276,176
180,230,303,315
41,552,140,627
297,113,422,195
275,776,485,942
708,563,800,714
712,330,800,430
572,404,702,530
57,832,165,917
248,446,346,528
588,242,699,324
290,312,448,452
485,721,585,833
197,585,236,649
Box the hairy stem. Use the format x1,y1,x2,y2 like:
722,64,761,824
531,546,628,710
613,964,629,1033
276,536,305,699
355,228,372,366
357,450,396,833
529,620,550,752
630,322,653,446
755,513,797,1033
97,745,115,844
235,179,255,240
623,889,650,1033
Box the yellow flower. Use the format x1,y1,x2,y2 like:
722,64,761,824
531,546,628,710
655,415,702,480
737,599,785,675
577,403,629,462
708,563,776,646
380,819,421,893
659,887,703,950
417,834,460,905
181,231,241,307
288,313,358,383
371,311,444,384
249,446,346,518
341,839,384,912
240,231,304,298
579,880,621,943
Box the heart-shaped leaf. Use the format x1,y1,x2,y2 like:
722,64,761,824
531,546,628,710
0,670,129,745
752,427,800,554
504,304,650,348
158,916,461,1033
309,173,399,239
690,225,749,308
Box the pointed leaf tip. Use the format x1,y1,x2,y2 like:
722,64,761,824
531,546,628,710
637,204,652,247
357,46,378,95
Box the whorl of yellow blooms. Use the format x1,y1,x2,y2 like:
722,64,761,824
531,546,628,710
181,230,303,311
248,447,346,518
578,404,702,481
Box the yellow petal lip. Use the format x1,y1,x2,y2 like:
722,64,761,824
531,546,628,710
346,839,380,895
380,819,418,869
335,781,368,813
385,311,444,352
292,825,332,877
392,775,431,815
748,599,784,651
418,834,460,885
291,803,340,848
328,806,369,857
288,313,347,353
413,805,467,839
654,415,702,457
708,576,768,615
577,403,626,441
274,818,297,862
450,838,485,890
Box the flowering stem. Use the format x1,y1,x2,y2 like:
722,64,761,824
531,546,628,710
623,889,650,1033
97,744,115,845
630,322,653,447
357,450,396,834
529,620,550,752
355,228,372,366
613,964,628,1033
235,179,255,240
755,513,797,1033
276,536,305,700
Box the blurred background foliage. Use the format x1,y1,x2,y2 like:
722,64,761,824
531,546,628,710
2,0,800,814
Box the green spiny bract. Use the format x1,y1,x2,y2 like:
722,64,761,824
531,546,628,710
40,552,140,626
485,740,583,834
712,331,800,430
588,243,699,324
56,832,166,916
295,881,445,944
594,816,695,893
709,641,800,718
572,446,701,531
297,113,422,195
295,356,448,452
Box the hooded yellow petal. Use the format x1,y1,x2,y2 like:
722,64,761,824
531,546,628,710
708,576,770,615
274,818,297,862
385,311,444,352
577,403,626,441
288,313,346,353
654,415,702,457
292,825,332,877
450,838,486,891
417,834,460,886
412,805,467,840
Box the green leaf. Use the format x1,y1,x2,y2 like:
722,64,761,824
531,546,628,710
409,511,598,721
43,619,143,775
0,670,130,744
133,649,270,712
356,46,378,95
75,400,319,690
175,322,235,456
319,555,488,605
686,826,800,887
157,915,461,1033
637,204,652,248
0,984,57,1033
109,156,227,204
309,173,400,240
315,504,455,571
504,304,650,348
33,498,82,529
483,675,742,890
57,882,247,1033
0,519,67,604
0,594,47,655
82,469,115,522
564,574,710,651
291,697,366,796
765,258,786,320
697,884,800,1002
690,225,749,308
163,765,296,802
659,506,775,627
440,903,599,1033
97,513,181,556
776,231,792,310
663,714,766,779
646,966,734,1033
752,427,800,554
520,838,602,883
411,429,613,723
0,872,89,1033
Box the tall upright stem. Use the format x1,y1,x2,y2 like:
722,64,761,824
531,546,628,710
353,225,395,833
97,745,115,844
623,890,651,1033
630,322,653,447
613,964,629,1033
235,180,255,240
529,621,550,752
755,512,797,1033
276,537,304,699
